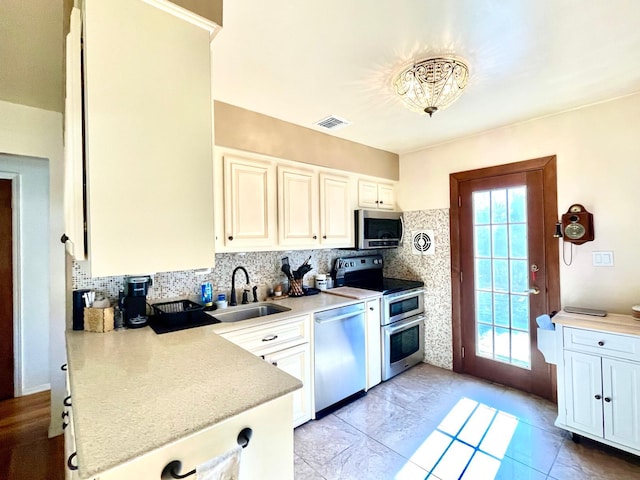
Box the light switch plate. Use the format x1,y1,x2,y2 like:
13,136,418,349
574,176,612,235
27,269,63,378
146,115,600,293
592,251,614,267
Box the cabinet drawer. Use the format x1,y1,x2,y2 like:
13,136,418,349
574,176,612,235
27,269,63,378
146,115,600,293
221,315,309,356
564,327,640,362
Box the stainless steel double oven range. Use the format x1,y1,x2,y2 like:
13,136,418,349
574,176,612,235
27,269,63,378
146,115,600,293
332,254,425,381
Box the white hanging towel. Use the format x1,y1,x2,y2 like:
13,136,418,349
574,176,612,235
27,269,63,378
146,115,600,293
196,444,243,480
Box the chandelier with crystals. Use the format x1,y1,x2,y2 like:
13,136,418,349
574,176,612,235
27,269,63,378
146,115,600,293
393,56,469,117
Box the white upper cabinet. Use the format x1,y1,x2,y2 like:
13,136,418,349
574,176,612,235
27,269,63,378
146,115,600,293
358,179,395,210
223,154,277,248
215,149,391,252
278,166,319,247
319,173,352,247
72,0,219,276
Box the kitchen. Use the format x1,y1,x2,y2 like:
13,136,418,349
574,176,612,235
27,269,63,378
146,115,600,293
2,0,640,479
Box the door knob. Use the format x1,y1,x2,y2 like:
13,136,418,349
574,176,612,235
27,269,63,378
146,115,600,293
527,286,540,295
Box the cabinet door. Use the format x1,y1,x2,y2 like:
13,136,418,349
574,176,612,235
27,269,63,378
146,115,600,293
83,0,214,276
319,173,352,247
602,358,640,449
377,183,395,210
365,298,382,389
265,343,312,427
278,166,319,247
358,180,380,209
223,155,277,248
564,351,604,438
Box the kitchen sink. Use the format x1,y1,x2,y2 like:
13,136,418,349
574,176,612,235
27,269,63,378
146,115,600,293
210,303,291,323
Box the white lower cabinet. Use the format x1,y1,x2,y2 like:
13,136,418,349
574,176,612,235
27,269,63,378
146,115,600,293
221,315,313,427
557,321,640,454
92,396,293,480
365,298,382,390
264,343,313,427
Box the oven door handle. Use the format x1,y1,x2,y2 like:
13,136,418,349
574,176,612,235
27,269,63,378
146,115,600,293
385,315,425,334
384,289,426,303
315,311,363,324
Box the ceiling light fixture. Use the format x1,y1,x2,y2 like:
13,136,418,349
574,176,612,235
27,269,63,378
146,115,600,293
393,56,469,117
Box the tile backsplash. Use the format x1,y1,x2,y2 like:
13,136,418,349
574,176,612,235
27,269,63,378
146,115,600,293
73,248,364,305
384,209,452,370
73,208,453,369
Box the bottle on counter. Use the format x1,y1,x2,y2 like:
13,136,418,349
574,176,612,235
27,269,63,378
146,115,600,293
201,282,213,308
215,288,228,309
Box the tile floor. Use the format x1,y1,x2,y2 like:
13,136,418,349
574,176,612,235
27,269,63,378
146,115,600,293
294,363,640,480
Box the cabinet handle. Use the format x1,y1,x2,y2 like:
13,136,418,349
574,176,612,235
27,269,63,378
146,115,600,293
62,420,69,430
369,307,374,311
379,201,384,204
61,363,68,371
323,235,327,239
60,234,69,244
598,341,605,346
271,361,278,367
375,200,379,203
313,235,317,240
228,235,234,241
64,395,72,407
61,411,69,420
604,397,612,403
262,334,278,342
67,452,78,471
595,394,602,400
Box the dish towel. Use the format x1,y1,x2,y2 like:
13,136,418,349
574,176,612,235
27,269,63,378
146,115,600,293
196,444,242,480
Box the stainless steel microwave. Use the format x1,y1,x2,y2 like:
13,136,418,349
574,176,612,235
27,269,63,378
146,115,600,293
355,209,404,249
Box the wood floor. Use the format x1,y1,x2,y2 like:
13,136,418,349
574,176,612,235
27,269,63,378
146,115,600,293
0,390,64,480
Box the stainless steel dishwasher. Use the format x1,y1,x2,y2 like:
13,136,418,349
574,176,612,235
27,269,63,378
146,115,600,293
314,302,366,413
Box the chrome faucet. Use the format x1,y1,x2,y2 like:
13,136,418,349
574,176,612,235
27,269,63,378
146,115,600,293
230,266,250,306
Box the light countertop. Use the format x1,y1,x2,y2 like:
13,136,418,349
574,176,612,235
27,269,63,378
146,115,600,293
66,324,301,478
66,291,369,479
553,310,640,336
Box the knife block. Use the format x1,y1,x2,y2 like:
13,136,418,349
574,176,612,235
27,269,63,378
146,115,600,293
84,307,115,332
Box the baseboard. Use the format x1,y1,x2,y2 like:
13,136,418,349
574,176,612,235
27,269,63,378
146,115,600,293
21,383,51,396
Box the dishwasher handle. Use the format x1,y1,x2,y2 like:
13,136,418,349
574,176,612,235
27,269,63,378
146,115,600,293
315,311,363,324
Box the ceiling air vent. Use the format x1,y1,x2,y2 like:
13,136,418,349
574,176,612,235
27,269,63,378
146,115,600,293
314,115,351,131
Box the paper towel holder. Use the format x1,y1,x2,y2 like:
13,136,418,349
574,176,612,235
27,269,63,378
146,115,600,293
161,427,253,479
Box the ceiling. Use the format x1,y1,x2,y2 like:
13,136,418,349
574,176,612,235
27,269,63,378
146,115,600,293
212,0,640,154
2,1,640,154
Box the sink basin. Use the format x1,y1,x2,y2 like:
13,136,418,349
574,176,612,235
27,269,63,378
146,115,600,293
211,303,291,323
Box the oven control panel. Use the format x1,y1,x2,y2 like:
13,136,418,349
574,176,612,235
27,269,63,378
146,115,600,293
334,254,383,273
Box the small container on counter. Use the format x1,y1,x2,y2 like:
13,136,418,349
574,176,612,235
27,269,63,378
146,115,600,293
201,282,213,308
315,274,328,291
215,290,228,309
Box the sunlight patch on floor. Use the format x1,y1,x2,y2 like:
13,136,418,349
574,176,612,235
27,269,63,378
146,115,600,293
401,397,519,480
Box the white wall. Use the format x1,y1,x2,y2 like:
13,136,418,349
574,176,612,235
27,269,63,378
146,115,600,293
0,156,49,393
398,92,640,314
0,100,64,436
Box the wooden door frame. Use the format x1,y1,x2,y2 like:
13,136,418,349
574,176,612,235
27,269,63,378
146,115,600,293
0,172,21,398
449,156,560,380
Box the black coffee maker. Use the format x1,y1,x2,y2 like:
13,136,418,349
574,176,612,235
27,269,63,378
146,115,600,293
121,276,152,328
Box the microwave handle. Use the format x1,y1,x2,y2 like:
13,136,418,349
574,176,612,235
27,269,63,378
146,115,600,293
399,215,405,244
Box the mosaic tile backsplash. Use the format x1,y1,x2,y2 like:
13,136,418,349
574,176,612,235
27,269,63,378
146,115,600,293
72,208,453,369
383,209,453,370
73,249,367,305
